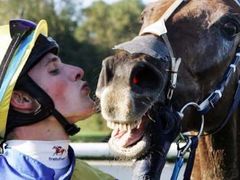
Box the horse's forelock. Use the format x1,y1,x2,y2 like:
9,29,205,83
171,0,230,27
142,0,230,32
113,50,149,62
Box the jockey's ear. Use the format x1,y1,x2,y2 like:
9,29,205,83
10,90,40,113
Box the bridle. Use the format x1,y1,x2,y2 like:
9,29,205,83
235,0,240,6
139,0,240,134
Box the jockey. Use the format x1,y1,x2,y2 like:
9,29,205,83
0,19,114,180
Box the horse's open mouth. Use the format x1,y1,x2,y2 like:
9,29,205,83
107,116,150,158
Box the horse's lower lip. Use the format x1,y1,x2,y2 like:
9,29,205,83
110,118,147,148
108,134,149,158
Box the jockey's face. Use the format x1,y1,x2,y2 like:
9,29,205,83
28,53,95,122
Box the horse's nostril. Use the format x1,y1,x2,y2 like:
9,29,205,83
130,63,162,94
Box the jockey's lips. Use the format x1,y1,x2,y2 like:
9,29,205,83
80,82,91,95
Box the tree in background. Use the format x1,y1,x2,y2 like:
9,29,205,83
74,0,144,91
75,0,143,52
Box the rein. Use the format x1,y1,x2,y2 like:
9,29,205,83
197,49,240,134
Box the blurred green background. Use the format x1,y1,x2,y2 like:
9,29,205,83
0,0,146,142
71,114,112,142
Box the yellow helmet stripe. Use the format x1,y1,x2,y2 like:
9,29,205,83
0,20,48,138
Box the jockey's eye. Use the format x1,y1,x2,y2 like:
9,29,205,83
221,18,239,39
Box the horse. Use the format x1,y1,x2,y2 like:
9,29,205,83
96,0,240,179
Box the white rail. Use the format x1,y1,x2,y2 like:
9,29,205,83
70,142,180,158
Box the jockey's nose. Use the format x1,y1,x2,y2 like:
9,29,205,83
75,67,84,81
69,65,84,81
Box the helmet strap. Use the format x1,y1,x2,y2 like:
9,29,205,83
7,75,80,136
52,109,80,136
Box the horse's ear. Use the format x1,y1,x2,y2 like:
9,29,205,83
96,56,115,98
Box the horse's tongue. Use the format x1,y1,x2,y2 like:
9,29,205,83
111,122,145,148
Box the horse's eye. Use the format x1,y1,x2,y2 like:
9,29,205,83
221,21,239,39
133,76,140,85
130,63,162,94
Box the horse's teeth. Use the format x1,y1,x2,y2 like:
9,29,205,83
118,123,127,131
107,121,141,130
127,124,131,131
137,119,142,128
130,123,134,129
111,122,114,129
116,123,119,129
114,122,118,129
107,121,112,129
107,122,113,129
130,123,136,129
108,122,116,129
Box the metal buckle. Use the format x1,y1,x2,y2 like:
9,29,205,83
176,135,192,157
178,102,205,137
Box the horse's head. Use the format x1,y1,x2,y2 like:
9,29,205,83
96,0,240,158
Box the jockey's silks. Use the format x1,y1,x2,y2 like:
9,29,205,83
0,144,115,180
6,140,70,169
0,145,75,180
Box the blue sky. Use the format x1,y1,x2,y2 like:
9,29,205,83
81,0,157,7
